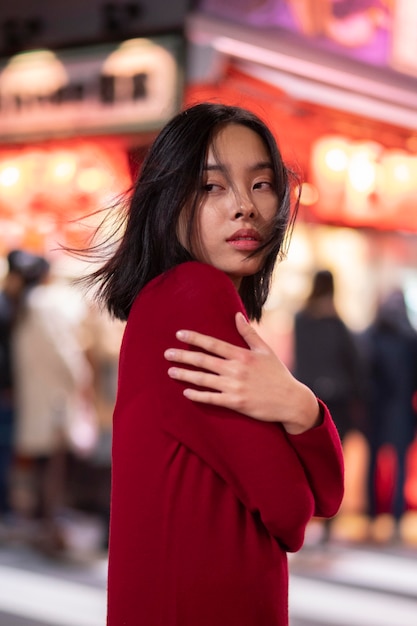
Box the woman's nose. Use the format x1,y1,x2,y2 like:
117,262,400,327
233,196,256,219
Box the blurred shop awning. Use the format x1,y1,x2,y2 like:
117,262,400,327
186,11,417,131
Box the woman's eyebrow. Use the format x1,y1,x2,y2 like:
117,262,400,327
251,161,273,171
204,161,273,172
204,163,225,172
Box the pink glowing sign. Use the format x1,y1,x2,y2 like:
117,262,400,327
198,0,417,78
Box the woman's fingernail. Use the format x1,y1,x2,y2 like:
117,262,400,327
176,330,187,340
167,367,178,378
164,349,175,359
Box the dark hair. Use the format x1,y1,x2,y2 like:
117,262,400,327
7,249,50,287
81,102,299,321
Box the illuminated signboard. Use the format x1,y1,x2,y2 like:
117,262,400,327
0,35,184,142
197,0,413,76
391,0,417,76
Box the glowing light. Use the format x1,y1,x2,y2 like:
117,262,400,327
55,162,73,179
325,148,348,172
49,152,78,183
311,136,351,188
0,49,68,97
378,151,417,202
76,167,106,193
0,166,20,187
393,162,411,182
347,144,381,194
348,157,376,193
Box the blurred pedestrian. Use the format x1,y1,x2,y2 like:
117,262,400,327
74,304,124,548
361,288,417,538
12,256,94,554
293,269,366,542
293,269,366,442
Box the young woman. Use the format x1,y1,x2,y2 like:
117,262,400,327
85,102,344,625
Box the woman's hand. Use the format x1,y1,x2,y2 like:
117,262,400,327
164,312,321,434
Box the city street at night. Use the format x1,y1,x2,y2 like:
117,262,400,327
1,520,417,626
1,2,417,626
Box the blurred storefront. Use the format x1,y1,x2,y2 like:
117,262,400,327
0,34,185,272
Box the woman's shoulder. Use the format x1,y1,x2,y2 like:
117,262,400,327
164,261,230,282
145,262,236,298
127,262,245,337
129,261,243,322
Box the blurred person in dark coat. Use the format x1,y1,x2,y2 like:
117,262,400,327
293,269,366,443
362,288,417,534
293,269,366,542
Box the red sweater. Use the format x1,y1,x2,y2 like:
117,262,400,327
107,261,344,626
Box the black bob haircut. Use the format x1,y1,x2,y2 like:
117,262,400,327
82,102,300,322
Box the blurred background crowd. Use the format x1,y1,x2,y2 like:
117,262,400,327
0,248,125,556
0,246,416,559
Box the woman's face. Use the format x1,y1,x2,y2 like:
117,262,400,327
179,123,278,288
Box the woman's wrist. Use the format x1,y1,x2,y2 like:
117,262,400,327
282,381,322,435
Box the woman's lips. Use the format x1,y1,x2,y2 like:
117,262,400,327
226,229,262,251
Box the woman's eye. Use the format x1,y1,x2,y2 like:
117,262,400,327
253,181,273,190
203,183,221,192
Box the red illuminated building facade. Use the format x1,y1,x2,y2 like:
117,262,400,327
0,32,185,255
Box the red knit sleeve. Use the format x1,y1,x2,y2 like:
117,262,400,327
125,261,343,550
287,401,344,518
